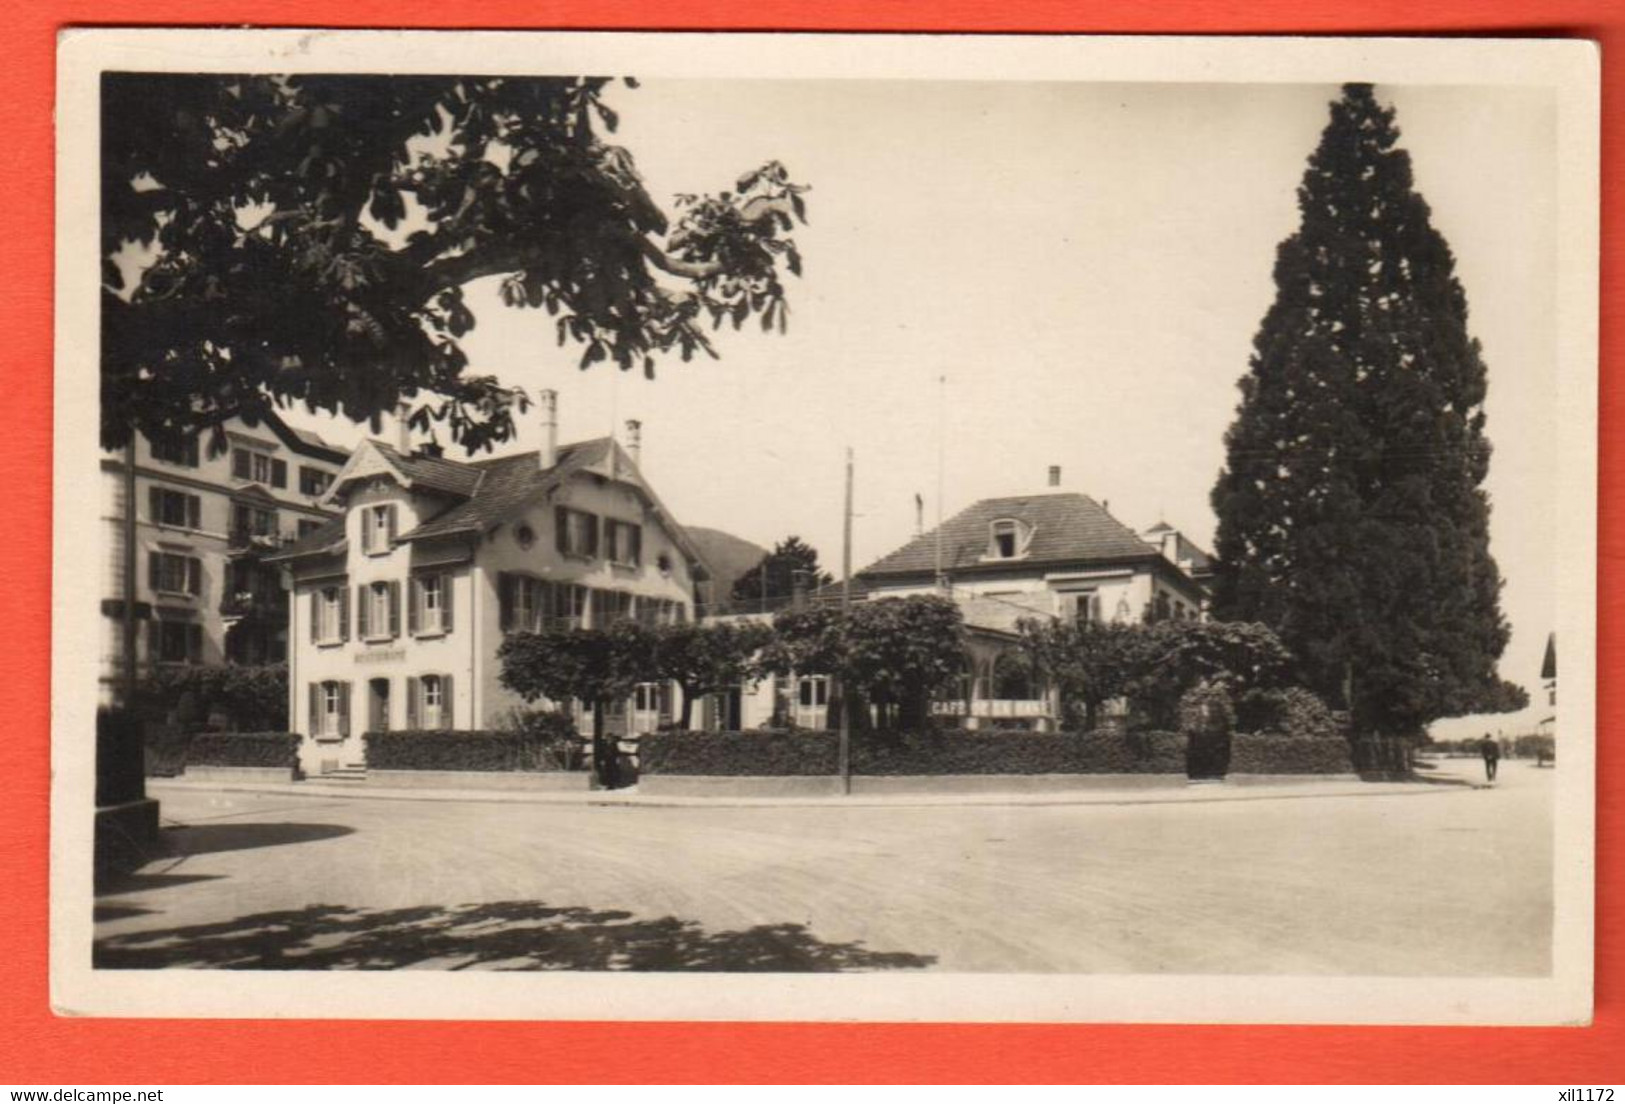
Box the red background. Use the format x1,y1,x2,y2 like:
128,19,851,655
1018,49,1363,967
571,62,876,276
2,1,1618,1085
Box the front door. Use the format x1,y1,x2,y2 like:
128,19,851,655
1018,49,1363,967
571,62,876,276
369,678,391,735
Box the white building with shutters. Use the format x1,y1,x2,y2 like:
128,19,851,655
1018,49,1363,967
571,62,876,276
269,393,710,778
100,411,349,705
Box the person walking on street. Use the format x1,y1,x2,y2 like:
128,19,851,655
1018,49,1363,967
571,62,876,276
1479,733,1500,783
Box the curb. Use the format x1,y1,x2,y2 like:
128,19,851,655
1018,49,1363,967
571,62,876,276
147,775,1476,811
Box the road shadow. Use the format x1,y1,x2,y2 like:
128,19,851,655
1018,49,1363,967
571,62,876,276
93,900,938,973
161,822,356,856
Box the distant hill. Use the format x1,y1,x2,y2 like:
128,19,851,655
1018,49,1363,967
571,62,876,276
685,526,769,596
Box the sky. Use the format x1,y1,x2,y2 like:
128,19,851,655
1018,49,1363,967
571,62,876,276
283,78,1559,727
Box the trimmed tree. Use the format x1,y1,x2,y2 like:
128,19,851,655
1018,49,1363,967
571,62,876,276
102,74,808,453
1017,619,1147,732
1210,83,1518,742
764,595,966,731
649,620,775,728
498,622,656,784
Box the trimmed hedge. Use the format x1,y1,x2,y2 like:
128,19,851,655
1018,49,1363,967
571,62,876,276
1228,734,1353,774
186,731,299,769
363,730,574,772
639,729,1189,777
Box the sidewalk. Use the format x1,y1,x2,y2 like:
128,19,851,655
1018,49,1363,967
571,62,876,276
147,770,1477,811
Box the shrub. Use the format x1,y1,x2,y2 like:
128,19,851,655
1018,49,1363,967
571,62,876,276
639,730,840,776
364,729,572,772
1235,686,1344,740
639,729,1188,776
1229,733,1354,774
186,731,299,768
507,708,587,771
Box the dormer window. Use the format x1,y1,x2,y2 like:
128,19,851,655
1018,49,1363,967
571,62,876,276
987,518,1030,560
362,504,397,556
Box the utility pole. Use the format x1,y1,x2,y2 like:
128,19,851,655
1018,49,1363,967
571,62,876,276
839,447,853,795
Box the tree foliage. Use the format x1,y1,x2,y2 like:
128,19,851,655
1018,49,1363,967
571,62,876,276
1017,619,1148,731
102,73,808,453
730,535,835,603
135,663,288,730
763,595,966,730
648,620,774,727
498,622,656,739
1210,83,1517,739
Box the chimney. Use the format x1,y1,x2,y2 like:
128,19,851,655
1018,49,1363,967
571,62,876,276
1048,465,1061,488
624,419,642,469
396,402,412,454
914,493,924,536
538,389,558,470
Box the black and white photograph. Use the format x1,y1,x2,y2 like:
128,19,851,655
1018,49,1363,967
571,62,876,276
52,31,1598,1024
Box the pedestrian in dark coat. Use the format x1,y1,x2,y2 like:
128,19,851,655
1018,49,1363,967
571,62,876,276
1479,733,1500,782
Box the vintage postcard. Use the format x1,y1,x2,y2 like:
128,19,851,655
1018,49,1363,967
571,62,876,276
52,29,1599,1023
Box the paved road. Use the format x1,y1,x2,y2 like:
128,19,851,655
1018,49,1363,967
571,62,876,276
93,761,1552,975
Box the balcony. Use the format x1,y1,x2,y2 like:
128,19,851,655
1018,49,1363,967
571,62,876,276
227,527,300,555
220,589,288,621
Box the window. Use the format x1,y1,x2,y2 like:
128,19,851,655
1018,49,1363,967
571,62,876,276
633,682,673,725
550,582,586,630
989,518,1027,559
1070,591,1101,625
310,680,350,738
555,506,599,558
150,436,199,467
408,674,454,730
605,520,642,567
298,518,323,537
589,588,634,627
149,487,200,529
231,502,279,540
357,580,400,641
153,621,202,664
311,585,349,644
499,574,549,633
299,466,333,497
148,551,201,596
231,448,288,488
362,504,397,555
797,676,829,709
410,573,452,636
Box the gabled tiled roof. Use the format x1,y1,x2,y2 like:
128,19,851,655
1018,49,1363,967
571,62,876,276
859,492,1160,578
398,438,613,542
370,442,487,499
264,516,347,562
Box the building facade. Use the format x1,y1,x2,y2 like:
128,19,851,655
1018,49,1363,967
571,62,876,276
270,396,708,777
700,480,1213,733
100,412,349,705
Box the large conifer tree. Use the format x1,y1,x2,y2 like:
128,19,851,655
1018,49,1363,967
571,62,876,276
1210,84,1521,739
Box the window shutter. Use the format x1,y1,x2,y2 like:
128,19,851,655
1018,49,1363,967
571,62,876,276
407,577,421,636
188,623,203,662
339,586,350,641
386,506,397,545
187,558,202,596
440,674,454,730
147,551,160,592
555,507,569,555
631,526,643,566
356,585,370,639
388,580,401,638
441,574,454,633
586,515,600,558
498,572,514,631
272,458,288,488
188,495,201,530
406,677,420,730
310,591,319,643
147,486,160,524
232,449,251,479
338,682,351,737
309,683,320,736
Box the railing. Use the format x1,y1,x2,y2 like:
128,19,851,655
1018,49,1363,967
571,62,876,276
696,594,800,619
932,698,1051,719
227,527,300,552
219,590,288,619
